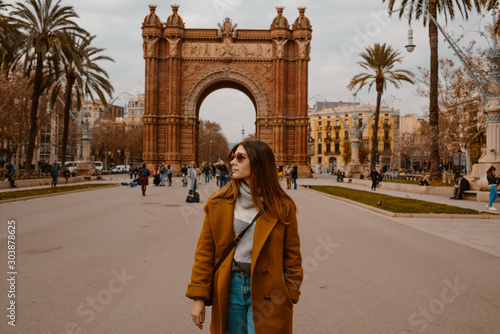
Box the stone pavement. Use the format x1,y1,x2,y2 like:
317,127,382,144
2,173,499,259
297,174,500,258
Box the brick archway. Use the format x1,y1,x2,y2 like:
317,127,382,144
142,5,312,176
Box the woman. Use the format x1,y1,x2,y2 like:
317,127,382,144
186,140,303,334
139,163,150,196
370,168,380,191
486,166,499,210
284,165,292,189
167,164,173,187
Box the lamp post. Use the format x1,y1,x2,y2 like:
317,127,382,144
392,4,500,189
209,140,212,164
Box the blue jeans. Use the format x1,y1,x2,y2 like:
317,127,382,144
489,184,498,207
226,273,254,334
220,176,227,188
205,173,210,183
291,178,297,189
160,174,165,186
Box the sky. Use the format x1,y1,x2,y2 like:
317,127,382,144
4,0,495,142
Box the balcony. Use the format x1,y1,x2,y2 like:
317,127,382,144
333,125,341,130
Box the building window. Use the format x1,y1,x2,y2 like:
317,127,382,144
318,157,322,164
364,140,369,148
327,120,330,127
384,119,389,126
384,130,389,140
344,131,349,139
384,143,391,151
335,131,339,140
318,121,322,128
334,143,340,154
335,120,339,127
326,144,331,153
317,143,322,154
318,132,322,141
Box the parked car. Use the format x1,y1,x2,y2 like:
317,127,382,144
65,161,79,174
111,165,130,173
93,161,103,171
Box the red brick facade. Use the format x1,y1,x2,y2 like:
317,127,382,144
142,5,312,176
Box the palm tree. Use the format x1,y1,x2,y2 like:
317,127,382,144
51,33,114,170
8,0,86,177
0,1,22,71
348,43,414,172
384,0,491,180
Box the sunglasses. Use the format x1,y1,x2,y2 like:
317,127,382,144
231,152,247,162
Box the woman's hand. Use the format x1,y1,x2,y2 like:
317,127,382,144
191,299,205,330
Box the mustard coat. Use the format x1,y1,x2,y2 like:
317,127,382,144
186,197,303,334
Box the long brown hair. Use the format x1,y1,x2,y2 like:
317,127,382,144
207,140,296,223
486,166,496,175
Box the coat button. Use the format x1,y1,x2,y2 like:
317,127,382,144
262,269,268,275
264,295,271,301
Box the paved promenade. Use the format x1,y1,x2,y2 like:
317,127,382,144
0,174,499,333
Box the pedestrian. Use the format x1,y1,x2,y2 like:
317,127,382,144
180,164,188,187
291,163,298,189
486,166,500,210
187,140,303,333
63,167,70,184
370,168,380,191
160,163,167,186
450,175,470,200
5,164,16,188
219,161,229,188
284,164,292,189
167,164,173,186
187,162,199,194
139,163,150,196
203,163,211,184
215,163,221,187
50,162,59,187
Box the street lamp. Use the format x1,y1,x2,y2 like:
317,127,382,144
209,140,212,164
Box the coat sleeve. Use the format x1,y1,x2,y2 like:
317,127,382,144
186,206,216,300
283,206,303,304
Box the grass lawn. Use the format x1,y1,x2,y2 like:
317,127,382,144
308,185,483,215
382,179,454,187
0,183,118,201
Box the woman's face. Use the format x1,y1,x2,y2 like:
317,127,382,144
230,145,251,184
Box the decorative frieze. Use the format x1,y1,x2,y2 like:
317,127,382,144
181,42,272,59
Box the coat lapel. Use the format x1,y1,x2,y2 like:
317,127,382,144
251,210,278,276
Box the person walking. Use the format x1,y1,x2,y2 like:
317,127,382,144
187,162,199,194
187,140,303,334
50,162,59,187
219,161,229,188
215,163,221,187
370,168,380,191
139,163,150,196
167,164,173,187
159,164,167,186
203,163,211,184
180,164,188,187
290,163,298,189
486,166,500,210
284,164,292,189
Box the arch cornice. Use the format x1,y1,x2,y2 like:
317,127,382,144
183,67,270,119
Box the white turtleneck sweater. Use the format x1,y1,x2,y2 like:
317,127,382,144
232,182,258,274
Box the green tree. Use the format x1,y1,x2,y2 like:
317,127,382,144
6,0,86,176
347,43,414,171
384,0,491,180
51,33,114,170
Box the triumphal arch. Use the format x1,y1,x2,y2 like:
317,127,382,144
141,5,312,176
